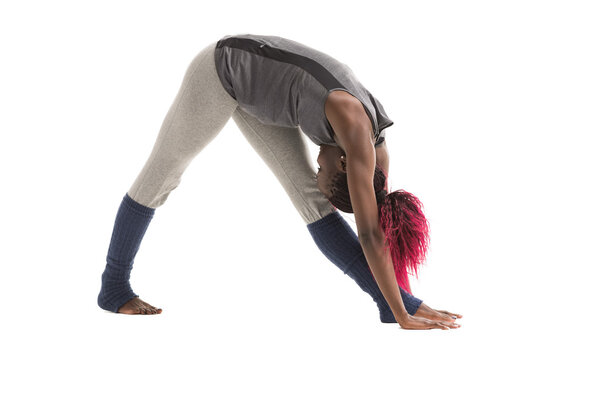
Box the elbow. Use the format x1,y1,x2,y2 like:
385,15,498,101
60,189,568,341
358,231,386,248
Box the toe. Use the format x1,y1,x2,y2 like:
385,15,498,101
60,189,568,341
138,300,161,314
144,302,161,314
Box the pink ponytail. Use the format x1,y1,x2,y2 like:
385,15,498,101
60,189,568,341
378,190,430,294
327,162,430,294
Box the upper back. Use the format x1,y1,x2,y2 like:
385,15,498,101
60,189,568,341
214,33,394,147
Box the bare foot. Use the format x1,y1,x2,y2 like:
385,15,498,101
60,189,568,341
117,297,162,315
414,303,462,325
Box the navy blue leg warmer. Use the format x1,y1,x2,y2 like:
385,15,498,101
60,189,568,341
307,211,423,323
97,193,155,312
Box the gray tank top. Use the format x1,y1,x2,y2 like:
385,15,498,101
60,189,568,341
213,34,394,147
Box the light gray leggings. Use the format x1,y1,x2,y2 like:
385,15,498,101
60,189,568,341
127,41,335,224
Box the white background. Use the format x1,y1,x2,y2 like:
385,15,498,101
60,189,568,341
1,1,598,399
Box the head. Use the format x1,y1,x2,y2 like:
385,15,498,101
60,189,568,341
316,145,350,203
316,144,430,294
316,144,388,212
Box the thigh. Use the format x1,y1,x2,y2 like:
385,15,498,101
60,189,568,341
155,41,238,156
128,42,238,208
231,106,335,224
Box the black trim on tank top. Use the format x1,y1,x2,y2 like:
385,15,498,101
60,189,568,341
216,37,382,145
217,37,345,91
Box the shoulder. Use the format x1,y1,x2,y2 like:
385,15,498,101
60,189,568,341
326,90,363,112
325,90,374,149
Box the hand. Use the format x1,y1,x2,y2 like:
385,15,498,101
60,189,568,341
396,313,460,330
435,309,462,320
414,302,462,323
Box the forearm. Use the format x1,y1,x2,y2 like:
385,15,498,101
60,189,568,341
359,232,408,321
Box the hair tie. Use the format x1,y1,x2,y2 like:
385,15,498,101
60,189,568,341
376,189,388,204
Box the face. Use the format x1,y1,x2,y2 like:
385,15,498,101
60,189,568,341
316,145,346,198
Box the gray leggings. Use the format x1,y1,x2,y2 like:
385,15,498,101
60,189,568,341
127,41,335,224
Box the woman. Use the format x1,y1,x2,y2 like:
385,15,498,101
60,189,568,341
97,33,462,330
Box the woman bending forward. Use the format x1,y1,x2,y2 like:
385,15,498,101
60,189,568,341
97,33,462,330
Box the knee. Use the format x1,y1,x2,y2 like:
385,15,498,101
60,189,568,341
301,203,337,225
127,185,175,209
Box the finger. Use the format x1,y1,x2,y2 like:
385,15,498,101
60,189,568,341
402,319,435,330
439,313,456,321
437,319,460,329
428,320,446,330
439,310,462,319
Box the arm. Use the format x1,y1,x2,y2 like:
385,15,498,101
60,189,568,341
325,100,408,322
375,139,426,313
344,135,409,321
325,95,454,329
375,139,390,176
